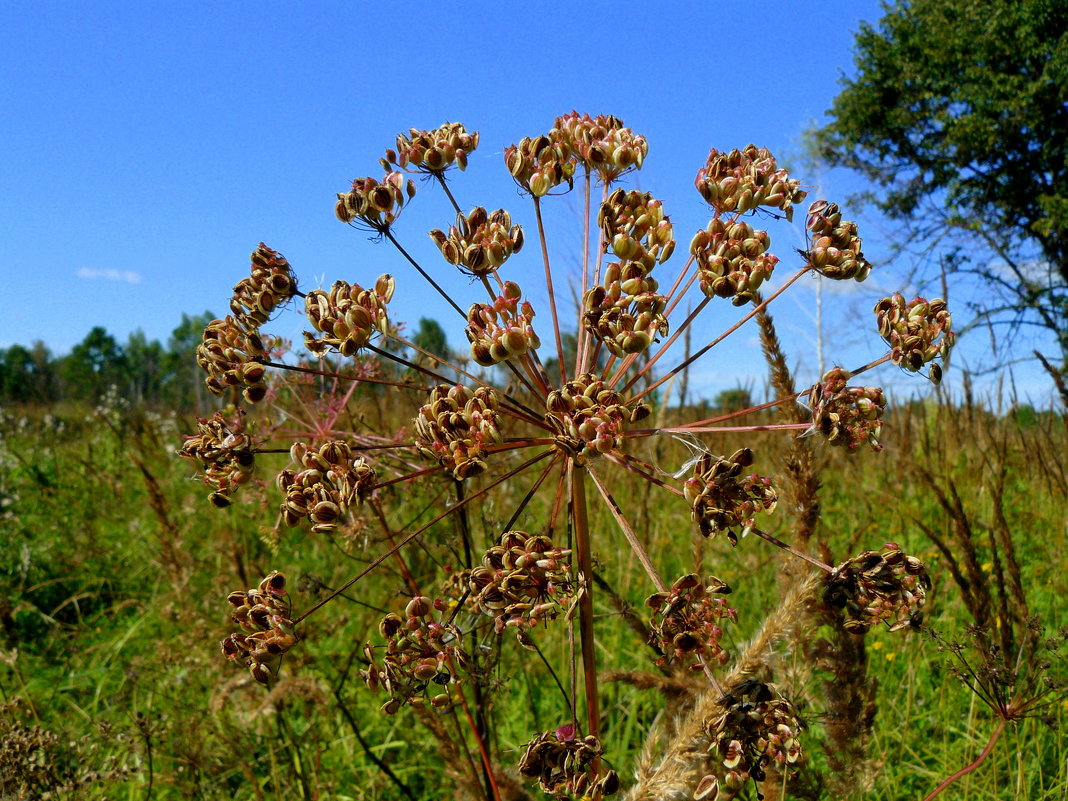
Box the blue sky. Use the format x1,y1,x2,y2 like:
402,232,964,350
2,1,1056,404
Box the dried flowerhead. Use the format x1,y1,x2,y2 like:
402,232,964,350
413,384,502,479
544,374,649,458
465,281,541,366
229,243,298,327
335,172,417,231
697,679,804,801
518,725,619,800
806,366,886,451
691,217,778,306
221,571,297,686
804,200,872,281
599,189,675,268
647,573,736,670
695,144,807,219
465,530,574,644
556,110,648,184
361,595,466,714
177,409,255,507
874,293,954,383
683,448,778,545
582,260,669,357
303,275,395,357
504,134,576,197
196,315,269,403
276,440,376,533
429,206,524,277
382,122,479,173
824,543,931,633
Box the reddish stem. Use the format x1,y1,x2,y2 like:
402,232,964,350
922,718,1007,801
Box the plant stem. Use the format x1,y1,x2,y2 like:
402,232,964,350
569,461,601,743
922,718,1007,801
384,229,466,317
533,196,568,386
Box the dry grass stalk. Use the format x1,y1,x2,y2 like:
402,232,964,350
625,572,821,801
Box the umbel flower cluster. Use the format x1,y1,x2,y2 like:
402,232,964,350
177,409,255,507
220,572,297,686
191,113,953,800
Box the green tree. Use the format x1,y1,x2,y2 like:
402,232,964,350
167,311,216,409
811,0,1068,369
60,326,124,402
123,329,167,404
412,317,451,365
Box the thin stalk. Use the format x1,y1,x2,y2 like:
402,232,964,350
368,499,421,595
609,296,710,389
652,423,811,435
569,462,601,741
384,229,465,317
605,452,685,497
434,173,463,216
751,528,834,573
585,464,667,592
632,266,813,401
575,167,593,379
264,359,427,391
293,448,553,624
376,339,548,426
533,196,568,385
922,719,1008,801
504,453,564,532
446,701,485,799
334,690,417,801
454,682,503,801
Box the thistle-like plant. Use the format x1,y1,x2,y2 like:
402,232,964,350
185,114,954,800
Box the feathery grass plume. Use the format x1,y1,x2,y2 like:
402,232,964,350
626,573,822,801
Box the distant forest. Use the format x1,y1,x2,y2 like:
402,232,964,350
0,312,216,408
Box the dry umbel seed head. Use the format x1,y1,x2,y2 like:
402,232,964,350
824,543,931,633
381,122,479,173
178,409,255,507
360,596,467,714
694,144,807,220
334,172,416,230
544,373,649,458
698,679,804,801
647,573,735,670
229,243,298,327
303,275,394,357
582,261,669,357
598,188,674,269
221,571,297,686
465,281,541,366
804,200,872,281
429,206,524,277
806,366,887,452
518,725,619,800
555,110,648,184
276,440,377,533
874,293,954,383
691,217,778,306
196,315,269,403
465,530,574,644
683,448,777,545
504,134,576,197
413,384,503,479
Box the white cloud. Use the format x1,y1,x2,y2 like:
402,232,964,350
76,267,142,284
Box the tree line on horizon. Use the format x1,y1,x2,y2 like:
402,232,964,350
0,311,217,409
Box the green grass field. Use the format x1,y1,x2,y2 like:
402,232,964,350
1,389,1064,800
